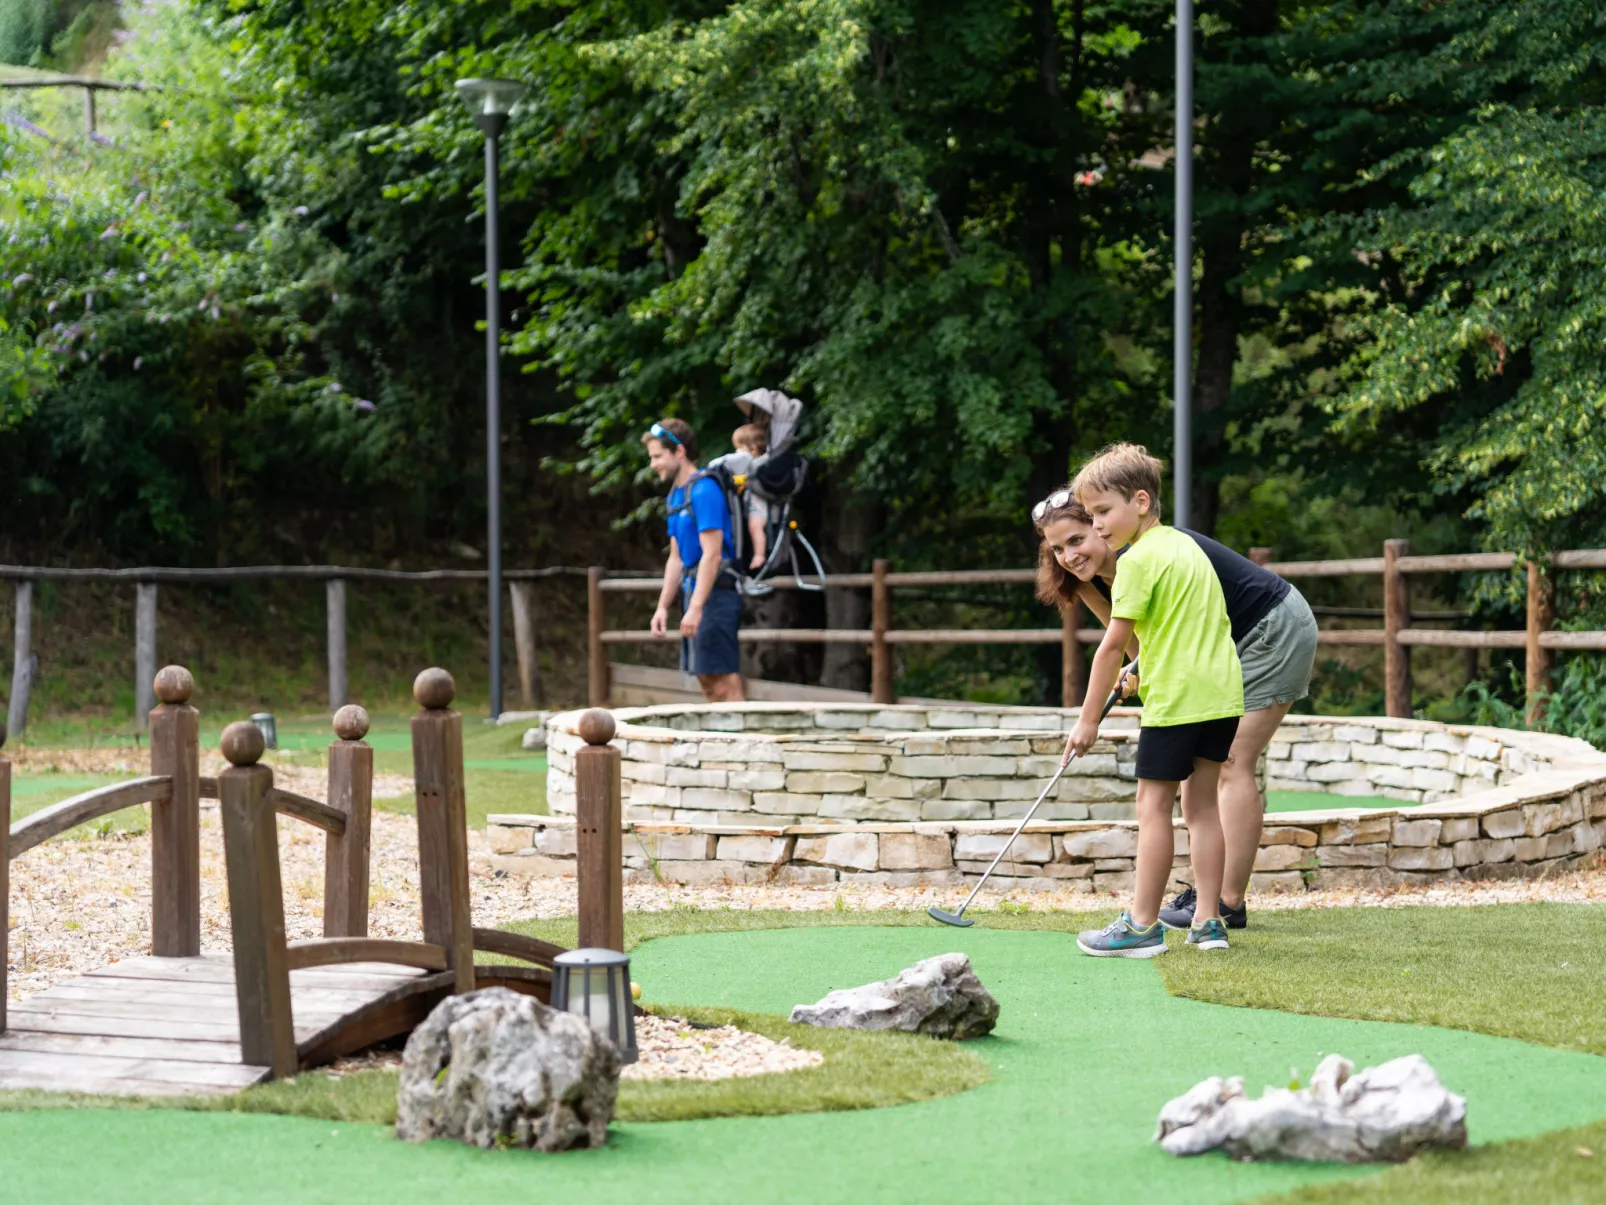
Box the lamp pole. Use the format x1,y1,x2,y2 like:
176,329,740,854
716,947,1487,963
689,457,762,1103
457,78,526,720
1173,0,1193,529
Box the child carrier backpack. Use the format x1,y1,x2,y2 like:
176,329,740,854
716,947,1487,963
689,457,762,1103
677,390,825,596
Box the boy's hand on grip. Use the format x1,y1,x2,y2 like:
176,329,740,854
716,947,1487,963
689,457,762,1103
1062,716,1099,765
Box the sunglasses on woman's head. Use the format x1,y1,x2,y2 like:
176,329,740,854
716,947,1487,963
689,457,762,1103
649,422,682,448
1031,489,1073,525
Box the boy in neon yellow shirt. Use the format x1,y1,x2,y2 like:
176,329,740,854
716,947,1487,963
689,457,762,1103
1062,444,1243,955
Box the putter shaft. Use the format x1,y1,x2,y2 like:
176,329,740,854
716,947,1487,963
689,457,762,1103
944,759,1069,921
935,664,1136,924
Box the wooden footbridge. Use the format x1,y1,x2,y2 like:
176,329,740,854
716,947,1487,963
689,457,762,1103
0,666,624,1097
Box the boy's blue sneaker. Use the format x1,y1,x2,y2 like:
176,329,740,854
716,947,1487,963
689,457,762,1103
1187,917,1231,951
1077,911,1169,958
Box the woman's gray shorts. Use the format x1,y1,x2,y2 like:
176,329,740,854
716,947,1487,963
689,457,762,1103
1237,586,1319,713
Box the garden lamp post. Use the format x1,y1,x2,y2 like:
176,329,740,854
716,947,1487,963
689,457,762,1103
1173,0,1194,528
456,77,527,720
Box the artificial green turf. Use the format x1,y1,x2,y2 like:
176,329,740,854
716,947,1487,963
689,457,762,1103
1158,903,1606,1057
4,917,1606,1205
1266,789,1411,813
0,1004,987,1126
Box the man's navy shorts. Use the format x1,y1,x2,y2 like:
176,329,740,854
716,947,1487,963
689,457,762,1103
1134,716,1240,782
681,582,743,676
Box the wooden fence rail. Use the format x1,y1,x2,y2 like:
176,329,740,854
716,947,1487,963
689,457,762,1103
588,543,1606,723
0,563,599,735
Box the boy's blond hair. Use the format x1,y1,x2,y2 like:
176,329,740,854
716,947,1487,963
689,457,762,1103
1072,442,1165,518
733,423,769,455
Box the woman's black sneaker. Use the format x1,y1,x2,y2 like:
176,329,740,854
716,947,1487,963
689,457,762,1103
1158,886,1197,930
1159,887,1249,931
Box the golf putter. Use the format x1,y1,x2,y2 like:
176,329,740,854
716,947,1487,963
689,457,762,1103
928,662,1136,928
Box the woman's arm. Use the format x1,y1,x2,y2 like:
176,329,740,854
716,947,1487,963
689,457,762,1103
1075,582,1139,660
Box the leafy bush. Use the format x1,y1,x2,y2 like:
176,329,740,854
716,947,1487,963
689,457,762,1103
1455,657,1606,752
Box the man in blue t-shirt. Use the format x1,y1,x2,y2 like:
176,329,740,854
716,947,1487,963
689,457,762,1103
643,418,745,702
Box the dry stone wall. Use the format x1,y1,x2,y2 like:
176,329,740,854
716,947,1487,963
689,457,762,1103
504,704,1606,892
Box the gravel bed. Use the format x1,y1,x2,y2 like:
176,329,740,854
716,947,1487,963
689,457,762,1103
313,1015,821,1084
6,797,1605,1003
621,1015,821,1081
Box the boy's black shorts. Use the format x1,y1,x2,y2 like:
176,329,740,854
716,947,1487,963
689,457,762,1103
1135,716,1241,782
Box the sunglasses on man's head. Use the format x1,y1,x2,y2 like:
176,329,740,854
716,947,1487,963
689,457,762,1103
649,422,682,448
1031,489,1073,525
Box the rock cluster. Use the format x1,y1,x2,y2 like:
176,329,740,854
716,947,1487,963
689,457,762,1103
790,953,999,1040
1155,1054,1467,1162
396,988,619,1152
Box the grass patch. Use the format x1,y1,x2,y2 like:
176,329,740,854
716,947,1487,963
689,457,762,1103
8,772,150,837
1155,903,1606,1057
1252,1117,1606,1205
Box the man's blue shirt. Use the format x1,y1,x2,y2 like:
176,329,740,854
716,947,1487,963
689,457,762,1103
668,473,735,576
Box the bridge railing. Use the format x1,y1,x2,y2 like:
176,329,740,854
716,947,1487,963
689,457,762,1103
0,664,378,1039
213,667,608,1079
2,665,206,1032
4,662,622,1078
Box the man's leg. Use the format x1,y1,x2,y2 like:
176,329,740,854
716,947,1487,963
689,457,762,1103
1181,758,1226,923
1130,778,1181,927
1182,701,1291,908
697,673,745,703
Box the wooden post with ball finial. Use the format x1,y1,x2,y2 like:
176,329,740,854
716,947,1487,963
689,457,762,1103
575,709,624,952
410,668,475,994
323,704,374,938
218,719,297,1077
149,665,201,956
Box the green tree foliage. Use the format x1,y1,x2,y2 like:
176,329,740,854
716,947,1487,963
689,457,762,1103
1333,6,1606,552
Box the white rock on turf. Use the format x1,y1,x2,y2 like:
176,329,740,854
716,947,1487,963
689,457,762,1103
1154,1053,1467,1162
396,988,619,1152
789,952,999,1040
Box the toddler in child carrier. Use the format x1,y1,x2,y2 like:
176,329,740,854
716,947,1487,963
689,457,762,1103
699,388,826,596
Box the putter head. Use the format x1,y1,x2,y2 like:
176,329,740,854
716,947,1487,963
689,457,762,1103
927,906,974,928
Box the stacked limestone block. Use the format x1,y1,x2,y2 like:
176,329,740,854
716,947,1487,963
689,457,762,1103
1265,722,1521,803
546,703,1140,828
500,708,1606,893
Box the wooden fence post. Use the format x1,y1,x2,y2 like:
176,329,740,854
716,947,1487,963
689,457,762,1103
410,668,475,994
1,726,10,1035
1383,539,1412,718
135,582,157,728
326,578,348,712
1061,597,1086,708
509,581,543,709
324,704,373,938
149,665,200,957
6,580,32,741
217,721,297,1078
1249,547,1272,567
1526,558,1554,727
871,559,893,705
588,567,609,708
575,709,624,952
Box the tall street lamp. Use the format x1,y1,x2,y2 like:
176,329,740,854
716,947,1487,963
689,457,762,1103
456,77,527,719
1173,1,1194,528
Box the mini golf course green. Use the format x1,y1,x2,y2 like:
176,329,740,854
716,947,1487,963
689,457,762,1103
4,921,1606,1204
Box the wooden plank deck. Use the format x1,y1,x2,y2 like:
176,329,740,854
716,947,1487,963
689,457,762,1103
0,954,428,1097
